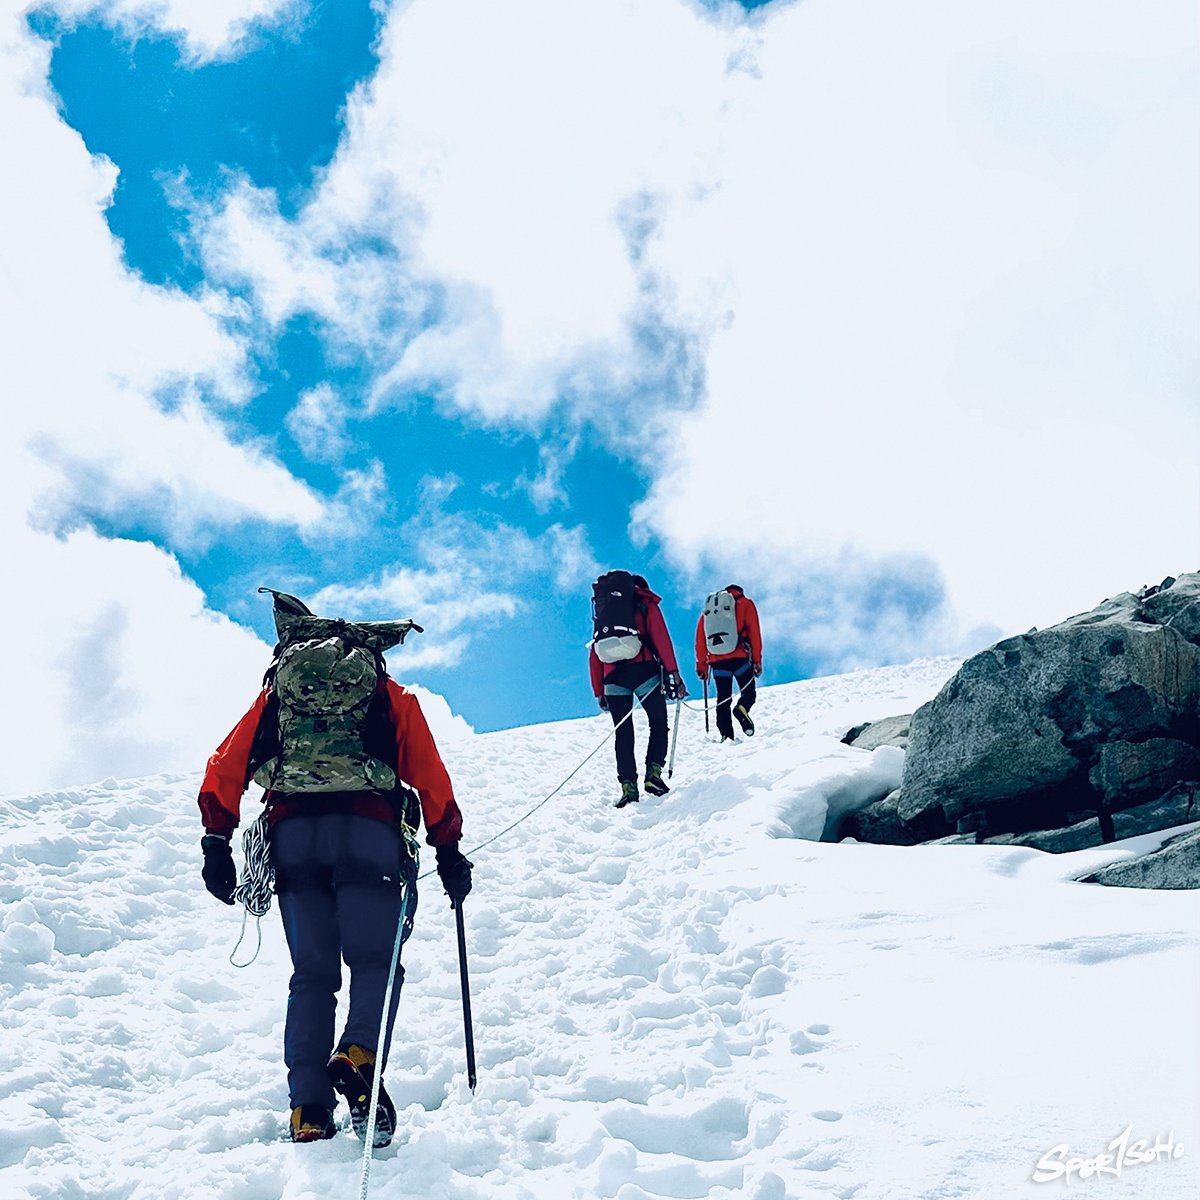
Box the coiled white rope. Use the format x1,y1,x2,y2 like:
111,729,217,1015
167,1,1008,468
229,811,274,967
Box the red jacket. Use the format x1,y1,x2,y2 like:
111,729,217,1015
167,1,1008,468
589,584,680,696
695,586,762,676
197,678,463,846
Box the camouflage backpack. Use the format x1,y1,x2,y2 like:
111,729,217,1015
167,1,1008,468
251,589,423,796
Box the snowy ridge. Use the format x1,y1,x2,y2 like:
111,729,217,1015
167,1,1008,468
2,658,1198,1199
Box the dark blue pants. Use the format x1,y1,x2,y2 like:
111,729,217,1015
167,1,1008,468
272,814,417,1109
713,657,756,739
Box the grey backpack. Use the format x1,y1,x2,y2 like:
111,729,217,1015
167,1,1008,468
701,590,739,656
252,590,423,795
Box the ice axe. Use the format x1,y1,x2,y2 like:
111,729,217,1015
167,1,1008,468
668,697,682,779
453,899,477,1092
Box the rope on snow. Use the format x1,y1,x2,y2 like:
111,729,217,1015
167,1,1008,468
228,681,665,959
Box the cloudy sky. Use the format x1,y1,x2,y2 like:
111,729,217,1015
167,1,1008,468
3,0,1197,794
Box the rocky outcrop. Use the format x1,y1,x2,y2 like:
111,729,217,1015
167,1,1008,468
1141,574,1200,646
838,787,951,846
898,574,1200,841
1088,739,1200,809
983,783,1199,853
841,715,912,751
1079,827,1200,890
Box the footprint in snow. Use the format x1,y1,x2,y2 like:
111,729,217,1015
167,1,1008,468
601,1094,750,1161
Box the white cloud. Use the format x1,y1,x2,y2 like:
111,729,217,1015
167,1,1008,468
515,437,576,514
545,523,600,593
286,383,352,463
205,0,1200,659
0,9,324,791
43,0,302,63
312,565,517,672
636,0,1200,643
200,0,733,425
309,478,601,669
1,13,324,538
2,527,272,793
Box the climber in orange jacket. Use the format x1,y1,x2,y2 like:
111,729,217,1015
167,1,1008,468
695,584,762,741
195,589,469,1148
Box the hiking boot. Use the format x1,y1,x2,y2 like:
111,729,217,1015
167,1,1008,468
289,1104,336,1143
643,763,670,796
733,704,755,737
327,1044,396,1148
614,779,639,809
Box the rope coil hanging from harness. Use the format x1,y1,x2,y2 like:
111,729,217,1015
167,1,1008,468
229,812,274,967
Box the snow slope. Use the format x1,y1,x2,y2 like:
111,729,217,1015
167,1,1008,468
2,658,1197,1199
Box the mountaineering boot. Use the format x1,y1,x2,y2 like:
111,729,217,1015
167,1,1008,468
643,762,670,796
614,779,639,809
733,704,755,737
290,1104,337,1143
327,1044,396,1148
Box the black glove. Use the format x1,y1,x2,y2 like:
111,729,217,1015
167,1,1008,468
597,695,609,711
753,662,763,678
436,844,474,906
201,835,237,905
665,671,687,700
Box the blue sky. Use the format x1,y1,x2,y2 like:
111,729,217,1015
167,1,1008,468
4,0,1196,792
30,0,814,734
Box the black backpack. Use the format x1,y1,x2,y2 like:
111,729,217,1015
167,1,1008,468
592,571,645,664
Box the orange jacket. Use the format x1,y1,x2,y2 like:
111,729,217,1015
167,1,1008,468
695,586,762,676
197,678,463,846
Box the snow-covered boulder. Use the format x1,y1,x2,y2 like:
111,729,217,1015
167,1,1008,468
836,786,950,846
840,713,912,751
898,574,1200,839
1080,826,1200,889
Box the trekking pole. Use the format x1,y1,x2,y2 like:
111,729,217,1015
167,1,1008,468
667,698,682,778
453,899,477,1092
703,677,710,733
358,886,409,1200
